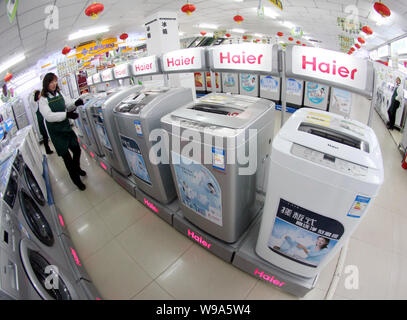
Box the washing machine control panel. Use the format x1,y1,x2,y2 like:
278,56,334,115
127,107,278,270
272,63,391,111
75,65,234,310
291,143,368,177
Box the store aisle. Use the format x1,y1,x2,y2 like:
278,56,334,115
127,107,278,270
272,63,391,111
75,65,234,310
44,101,406,300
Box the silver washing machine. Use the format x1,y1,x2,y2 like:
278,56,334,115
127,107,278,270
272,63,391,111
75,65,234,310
113,87,194,204
161,93,275,243
97,85,144,176
77,98,98,152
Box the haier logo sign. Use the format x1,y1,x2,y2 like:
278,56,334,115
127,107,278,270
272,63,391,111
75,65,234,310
132,56,159,76
114,64,130,78
101,69,114,82
291,46,368,90
210,44,273,72
162,48,205,72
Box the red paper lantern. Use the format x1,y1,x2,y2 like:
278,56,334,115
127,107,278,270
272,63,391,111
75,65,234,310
200,31,207,36
296,41,301,45
355,43,361,49
4,73,12,82
288,37,294,41
374,2,391,18
181,2,196,15
120,33,128,41
85,2,104,19
350,47,355,52
302,44,306,46
277,32,284,37
242,35,248,40
233,14,244,24
358,37,365,44
62,46,71,55
225,33,231,38
362,26,373,35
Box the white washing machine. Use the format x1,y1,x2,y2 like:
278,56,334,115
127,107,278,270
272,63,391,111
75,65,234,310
256,108,384,278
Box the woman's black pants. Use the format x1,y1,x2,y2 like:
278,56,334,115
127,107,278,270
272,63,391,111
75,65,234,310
61,143,82,186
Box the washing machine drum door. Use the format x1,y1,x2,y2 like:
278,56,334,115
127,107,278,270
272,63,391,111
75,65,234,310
20,240,72,300
19,189,54,247
23,164,46,206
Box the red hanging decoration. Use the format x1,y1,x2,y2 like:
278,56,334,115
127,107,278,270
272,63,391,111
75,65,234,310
355,43,361,49
225,33,231,38
4,73,12,82
350,47,355,52
288,37,294,41
358,37,365,44
181,2,196,15
242,35,248,40
302,44,306,46
296,40,301,45
277,32,284,37
62,46,71,55
85,2,105,19
120,33,129,41
374,2,391,18
362,26,373,35
200,31,207,36
233,14,244,24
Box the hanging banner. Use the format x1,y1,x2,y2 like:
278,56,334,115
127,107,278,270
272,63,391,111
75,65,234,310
76,38,118,60
6,0,18,24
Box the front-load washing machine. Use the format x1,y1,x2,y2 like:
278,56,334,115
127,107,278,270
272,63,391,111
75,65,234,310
96,85,144,176
256,108,384,278
161,93,275,243
113,87,194,204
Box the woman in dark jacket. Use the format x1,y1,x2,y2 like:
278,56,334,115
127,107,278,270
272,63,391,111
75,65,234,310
33,90,54,154
38,72,87,191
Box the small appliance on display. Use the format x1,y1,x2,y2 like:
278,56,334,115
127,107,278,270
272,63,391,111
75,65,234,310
255,108,384,278
194,72,207,93
97,86,144,192
329,87,352,117
239,73,259,97
260,75,281,104
221,73,240,94
113,87,195,220
161,93,275,243
286,78,304,108
303,81,330,111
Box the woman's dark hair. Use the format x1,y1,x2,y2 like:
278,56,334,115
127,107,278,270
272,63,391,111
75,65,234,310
41,73,60,97
34,90,41,102
317,237,330,249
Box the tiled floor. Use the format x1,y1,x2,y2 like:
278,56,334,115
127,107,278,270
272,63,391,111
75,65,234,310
45,96,407,300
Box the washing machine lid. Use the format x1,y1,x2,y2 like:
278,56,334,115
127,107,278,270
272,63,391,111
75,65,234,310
114,88,170,115
168,93,271,129
18,189,54,247
23,164,46,207
277,108,383,170
19,239,72,300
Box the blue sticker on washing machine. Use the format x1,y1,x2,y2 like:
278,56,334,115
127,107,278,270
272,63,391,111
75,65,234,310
347,195,371,218
4,119,14,132
287,79,302,96
261,76,279,93
171,152,223,227
223,73,236,88
95,123,112,151
0,127,4,141
306,82,327,104
134,120,143,136
241,73,257,92
120,134,151,185
212,148,225,171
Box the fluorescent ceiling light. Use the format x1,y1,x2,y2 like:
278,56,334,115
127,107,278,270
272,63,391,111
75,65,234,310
264,7,279,19
11,70,37,86
231,28,245,33
254,33,263,38
198,23,218,29
0,54,26,74
68,26,110,41
280,21,295,29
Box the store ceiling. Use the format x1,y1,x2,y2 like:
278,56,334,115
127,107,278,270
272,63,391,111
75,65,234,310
1,0,407,77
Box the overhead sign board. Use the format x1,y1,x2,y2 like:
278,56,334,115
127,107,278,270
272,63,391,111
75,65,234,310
161,48,208,73
101,68,114,82
114,63,131,79
131,55,161,76
92,73,101,84
286,45,374,98
208,44,279,75
76,38,118,60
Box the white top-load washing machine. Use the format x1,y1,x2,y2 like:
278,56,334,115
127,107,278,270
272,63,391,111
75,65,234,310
256,108,384,278
161,93,275,243
113,87,194,204
97,86,144,176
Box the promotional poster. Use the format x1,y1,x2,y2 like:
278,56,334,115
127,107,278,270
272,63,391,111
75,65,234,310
120,135,151,184
172,152,223,227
